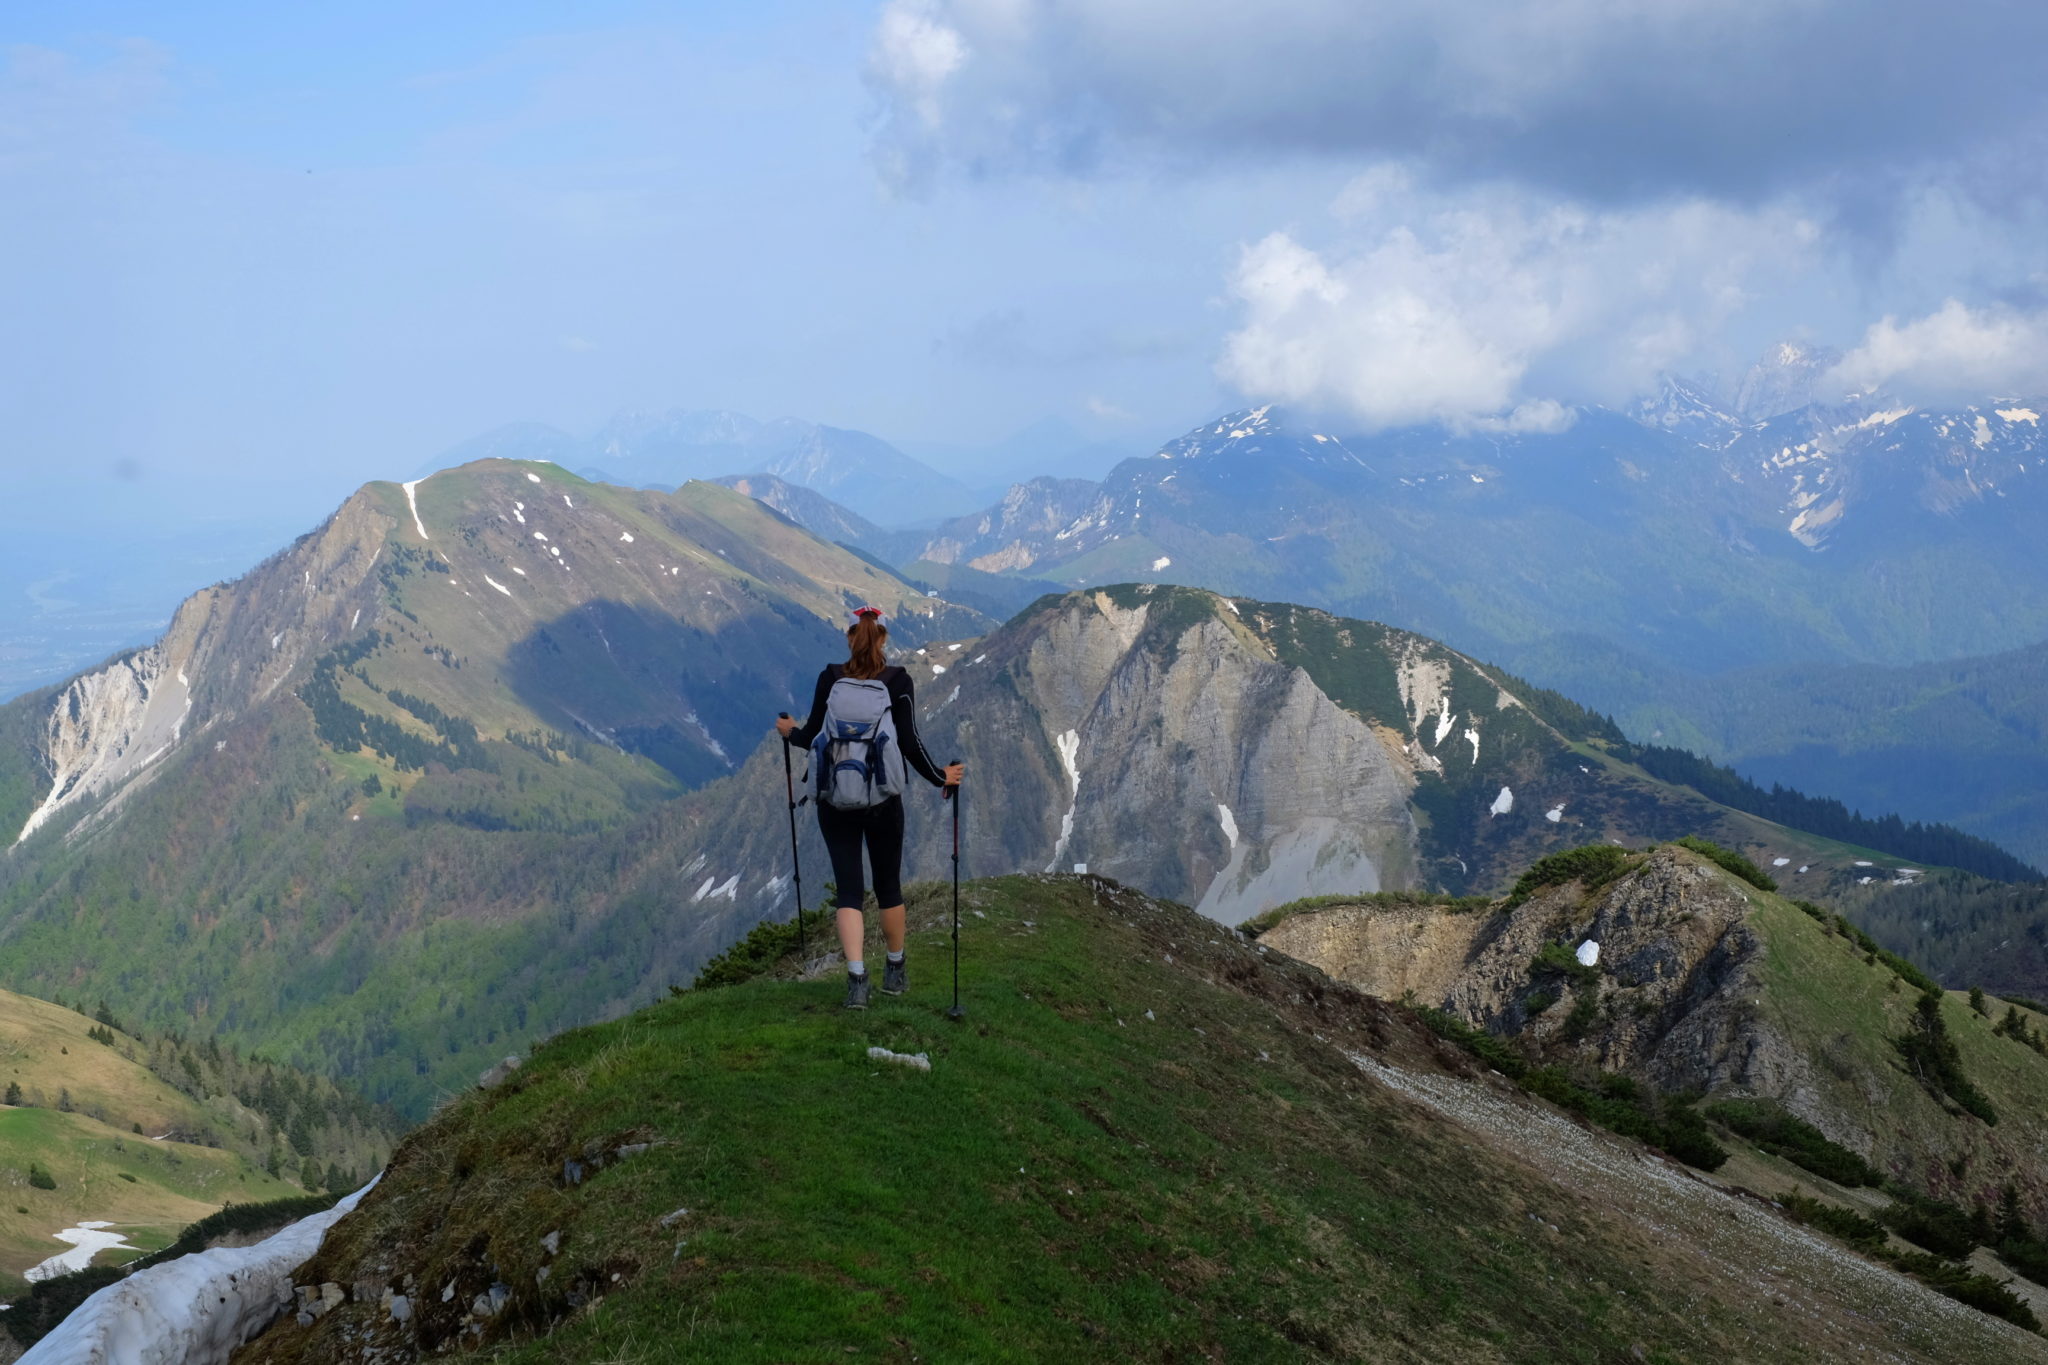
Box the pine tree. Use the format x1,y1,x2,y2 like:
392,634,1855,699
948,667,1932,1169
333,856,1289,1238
3,1082,18,1106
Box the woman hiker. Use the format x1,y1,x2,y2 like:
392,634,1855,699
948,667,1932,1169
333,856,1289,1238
777,606,963,1009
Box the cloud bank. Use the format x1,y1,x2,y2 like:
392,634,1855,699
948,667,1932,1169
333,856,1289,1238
1217,179,1815,428
871,0,2048,427
868,0,2047,209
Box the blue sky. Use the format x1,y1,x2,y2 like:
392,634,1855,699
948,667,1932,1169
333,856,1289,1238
4,1,2046,530
1,0,1310,526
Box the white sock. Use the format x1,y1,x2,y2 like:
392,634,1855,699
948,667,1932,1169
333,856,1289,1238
887,950,904,964
848,959,865,977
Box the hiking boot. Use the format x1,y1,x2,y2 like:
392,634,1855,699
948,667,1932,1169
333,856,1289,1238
881,957,907,996
843,972,871,1010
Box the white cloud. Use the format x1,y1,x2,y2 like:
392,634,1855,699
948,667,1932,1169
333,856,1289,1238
866,1,2048,211
1824,300,2048,400
1217,179,1813,429
870,0,969,130
1084,396,1131,420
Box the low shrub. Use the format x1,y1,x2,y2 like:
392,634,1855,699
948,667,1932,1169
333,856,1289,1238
1504,845,1633,909
1529,940,1600,989
1895,989,1998,1126
1999,1236,2048,1291
1881,1187,1986,1260
3,1267,124,1347
1562,986,1602,1042
1414,1007,1526,1079
1891,1252,2040,1332
1671,836,1777,892
1777,1192,1886,1250
689,915,804,990
1416,1008,1723,1169
1522,1066,1727,1171
1704,1098,1882,1187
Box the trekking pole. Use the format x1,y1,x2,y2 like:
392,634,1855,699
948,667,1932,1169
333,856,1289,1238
946,761,964,1022
777,715,806,965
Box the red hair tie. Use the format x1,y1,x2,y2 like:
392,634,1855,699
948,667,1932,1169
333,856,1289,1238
848,605,887,627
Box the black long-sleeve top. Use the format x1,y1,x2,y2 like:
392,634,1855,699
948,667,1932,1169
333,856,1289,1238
785,664,948,788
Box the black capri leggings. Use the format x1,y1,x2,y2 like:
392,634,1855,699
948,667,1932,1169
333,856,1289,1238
817,796,905,911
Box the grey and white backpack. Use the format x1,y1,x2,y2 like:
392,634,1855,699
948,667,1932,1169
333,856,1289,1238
811,676,906,809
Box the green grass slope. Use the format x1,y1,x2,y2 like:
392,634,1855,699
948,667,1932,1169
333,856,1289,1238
1746,891,2048,1202
0,1105,301,1293
0,986,393,1289
238,876,2032,1364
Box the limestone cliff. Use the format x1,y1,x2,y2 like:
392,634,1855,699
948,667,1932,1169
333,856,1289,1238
1262,845,2048,1211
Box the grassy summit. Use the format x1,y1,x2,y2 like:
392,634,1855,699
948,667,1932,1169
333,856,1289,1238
241,876,2040,1363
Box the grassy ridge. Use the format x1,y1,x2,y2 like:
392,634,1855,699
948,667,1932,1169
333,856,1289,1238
247,876,1824,1364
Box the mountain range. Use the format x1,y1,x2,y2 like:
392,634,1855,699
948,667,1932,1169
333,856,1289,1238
427,410,983,526
1,459,2038,1123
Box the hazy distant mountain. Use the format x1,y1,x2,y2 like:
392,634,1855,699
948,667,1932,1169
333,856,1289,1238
903,415,1133,496
909,391,2048,677
415,423,581,477
518,410,985,525
1734,340,1842,421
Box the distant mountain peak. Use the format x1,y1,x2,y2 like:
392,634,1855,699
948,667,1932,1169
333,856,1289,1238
1735,340,1843,422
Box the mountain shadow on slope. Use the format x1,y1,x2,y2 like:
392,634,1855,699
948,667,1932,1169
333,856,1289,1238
501,597,840,789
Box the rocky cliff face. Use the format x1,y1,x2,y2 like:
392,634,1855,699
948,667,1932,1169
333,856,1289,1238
1263,846,2048,1208
906,589,1420,921
13,488,393,845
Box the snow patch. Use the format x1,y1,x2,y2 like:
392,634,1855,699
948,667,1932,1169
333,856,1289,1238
400,479,430,540
562,495,574,509
25,1223,137,1283
526,472,542,483
1996,407,2039,424
1432,698,1456,747
1772,857,1791,867
532,532,548,542
1150,556,1172,571
19,1181,374,1364
619,531,634,543
1217,804,1238,850
1575,940,1600,968
1854,407,1914,429
349,609,361,630
1462,727,1479,764
1489,786,1514,816
483,576,513,597
1545,805,1564,823
1046,728,1082,872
